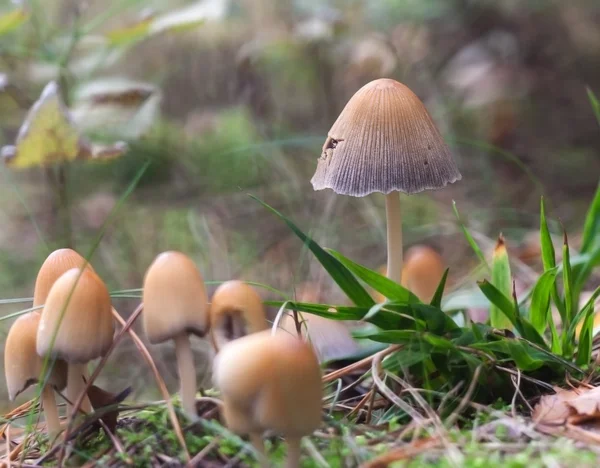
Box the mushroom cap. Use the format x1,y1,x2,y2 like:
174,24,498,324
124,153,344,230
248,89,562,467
210,281,267,349
37,268,114,363
311,78,461,196
213,330,322,437
142,251,208,344
5,312,67,400
34,248,95,307
401,245,446,303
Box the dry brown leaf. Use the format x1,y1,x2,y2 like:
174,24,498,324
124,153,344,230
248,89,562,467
87,385,132,434
533,385,600,428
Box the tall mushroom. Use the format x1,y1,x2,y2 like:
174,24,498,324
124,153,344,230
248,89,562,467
37,268,114,417
142,251,209,420
5,312,67,436
311,78,461,283
209,280,267,352
213,330,322,468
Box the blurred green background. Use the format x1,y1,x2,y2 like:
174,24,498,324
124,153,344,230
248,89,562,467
0,0,599,404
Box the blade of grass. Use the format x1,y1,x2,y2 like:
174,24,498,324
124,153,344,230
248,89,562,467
490,235,512,330
250,194,374,307
587,87,600,127
327,249,419,303
580,181,600,253
452,201,490,271
430,268,449,309
540,197,565,322
529,268,558,334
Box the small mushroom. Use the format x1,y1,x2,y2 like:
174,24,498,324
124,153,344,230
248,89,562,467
36,268,114,417
33,248,95,308
209,280,267,352
213,330,322,468
142,251,209,420
5,312,67,436
311,78,461,284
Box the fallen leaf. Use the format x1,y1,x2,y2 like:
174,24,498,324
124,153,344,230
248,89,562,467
533,385,600,428
87,385,132,434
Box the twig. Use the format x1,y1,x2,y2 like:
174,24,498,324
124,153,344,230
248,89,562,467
323,345,401,383
371,352,424,423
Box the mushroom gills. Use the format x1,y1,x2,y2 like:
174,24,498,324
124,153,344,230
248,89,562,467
219,310,248,343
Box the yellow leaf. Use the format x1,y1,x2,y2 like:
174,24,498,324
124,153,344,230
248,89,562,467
1,81,83,169
0,8,28,36
106,20,151,46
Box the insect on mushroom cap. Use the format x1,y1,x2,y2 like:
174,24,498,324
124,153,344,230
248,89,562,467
311,78,461,197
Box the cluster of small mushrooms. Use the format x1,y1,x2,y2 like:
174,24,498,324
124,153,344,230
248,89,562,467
4,77,461,467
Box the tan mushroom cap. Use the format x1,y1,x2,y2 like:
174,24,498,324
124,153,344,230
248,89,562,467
214,330,322,437
400,245,446,303
34,248,95,307
37,268,114,363
311,78,461,196
142,251,209,344
5,312,67,400
210,280,267,335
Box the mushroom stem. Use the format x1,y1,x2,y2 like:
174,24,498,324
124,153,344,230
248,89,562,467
249,432,268,467
80,365,93,413
285,437,302,468
66,363,92,417
174,333,198,420
41,386,61,437
385,191,403,284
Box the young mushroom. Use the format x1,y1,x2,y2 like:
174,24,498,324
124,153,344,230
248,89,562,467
213,330,322,468
142,251,209,420
5,312,67,436
209,280,267,352
33,248,95,308
311,78,461,284
36,268,114,417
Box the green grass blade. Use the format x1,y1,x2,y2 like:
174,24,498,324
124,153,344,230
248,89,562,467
478,280,516,327
587,87,600,127
430,268,449,308
529,268,558,334
452,201,490,271
580,181,600,254
567,286,600,343
562,232,574,325
327,249,419,303
540,197,565,321
250,195,374,307
490,235,512,330
512,285,547,348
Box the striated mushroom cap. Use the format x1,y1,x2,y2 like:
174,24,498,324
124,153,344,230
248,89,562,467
210,280,267,350
37,268,114,363
34,248,95,307
5,312,67,400
213,330,322,438
311,78,461,196
142,251,209,344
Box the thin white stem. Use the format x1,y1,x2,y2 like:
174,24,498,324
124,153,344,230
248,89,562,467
285,437,302,468
66,363,92,417
249,432,269,467
174,333,198,421
80,365,92,413
41,386,61,437
385,192,403,284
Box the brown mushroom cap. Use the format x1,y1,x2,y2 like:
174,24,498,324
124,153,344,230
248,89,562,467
142,251,208,344
213,330,322,438
311,78,461,196
34,248,95,307
400,245,446,302
5,312,67,400
210,280,267,337
37,268,114,363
